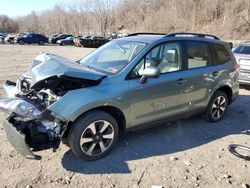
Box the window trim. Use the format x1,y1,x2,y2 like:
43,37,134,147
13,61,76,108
126,40,185,80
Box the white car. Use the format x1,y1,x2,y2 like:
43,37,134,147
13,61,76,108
233,43,250,85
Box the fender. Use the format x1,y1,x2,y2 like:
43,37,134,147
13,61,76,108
48,86,130,125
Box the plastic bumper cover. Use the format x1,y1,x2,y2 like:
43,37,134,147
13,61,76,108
2,118,41,160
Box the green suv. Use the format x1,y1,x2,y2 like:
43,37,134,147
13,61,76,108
0,32,239,160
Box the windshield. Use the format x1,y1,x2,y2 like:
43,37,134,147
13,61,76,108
233,45,250,54
79,40,146,74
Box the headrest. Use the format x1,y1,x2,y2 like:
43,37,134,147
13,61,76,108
165,49,178,62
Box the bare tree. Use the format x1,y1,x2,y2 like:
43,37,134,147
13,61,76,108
0,15,18,33
6,0,250,39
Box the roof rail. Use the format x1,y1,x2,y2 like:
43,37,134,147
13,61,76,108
165,32,220,40
127,32,166,37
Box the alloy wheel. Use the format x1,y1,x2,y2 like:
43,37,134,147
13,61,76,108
211,96,227,120
80,120,115,156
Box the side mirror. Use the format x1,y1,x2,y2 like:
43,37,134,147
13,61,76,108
139,66,160,84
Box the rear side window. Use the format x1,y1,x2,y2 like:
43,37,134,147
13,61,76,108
211,44,231,65
185,41,212,69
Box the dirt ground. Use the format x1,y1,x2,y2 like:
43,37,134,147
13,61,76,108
0,44,249,188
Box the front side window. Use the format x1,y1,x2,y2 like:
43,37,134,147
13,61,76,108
185,41,212,69
131,42,182,78
79,40,146,74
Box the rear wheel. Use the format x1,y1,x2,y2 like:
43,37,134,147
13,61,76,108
205,91,228,122
68,110,119,160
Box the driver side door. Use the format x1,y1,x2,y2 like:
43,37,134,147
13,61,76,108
127,41,187,127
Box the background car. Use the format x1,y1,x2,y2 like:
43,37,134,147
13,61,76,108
50,34,73,44
56,36,74,45
79,36,109,48
0,36,4,43
233,42,250,85
0,33,6,43
73,35,92,47
4,33,16,44
16,33,48,45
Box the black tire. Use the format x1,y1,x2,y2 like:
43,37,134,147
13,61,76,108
205,91,228,122
228,144,250,161
38,41,44,45
18,40,24,45
68,110,119,161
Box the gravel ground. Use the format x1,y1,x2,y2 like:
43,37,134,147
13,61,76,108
0,44,249,188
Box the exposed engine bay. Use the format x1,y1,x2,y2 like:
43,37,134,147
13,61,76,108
0,52,105,159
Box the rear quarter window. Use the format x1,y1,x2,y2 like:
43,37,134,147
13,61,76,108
211,44,231,65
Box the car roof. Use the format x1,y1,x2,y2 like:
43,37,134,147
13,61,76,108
117,34,227,46
117,35,165,43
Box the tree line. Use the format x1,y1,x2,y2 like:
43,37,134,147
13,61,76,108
1,0,250,39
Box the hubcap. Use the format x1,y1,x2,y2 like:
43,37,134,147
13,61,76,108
211,96,226,119
80,120,114,156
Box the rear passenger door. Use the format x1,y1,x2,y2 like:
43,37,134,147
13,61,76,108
181,40,225,111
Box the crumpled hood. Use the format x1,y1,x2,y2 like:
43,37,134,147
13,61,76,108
24,52,107,87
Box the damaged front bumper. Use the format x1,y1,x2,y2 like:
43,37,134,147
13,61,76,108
0,96,64,160
2,117,41,160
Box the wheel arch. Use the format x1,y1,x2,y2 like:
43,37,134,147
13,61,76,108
216,85,233,104
62,105,127,140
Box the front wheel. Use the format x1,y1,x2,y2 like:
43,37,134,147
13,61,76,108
205,91,228,122
68,110,119,160
18,40,24,45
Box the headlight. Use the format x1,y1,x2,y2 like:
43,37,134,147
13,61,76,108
0,98,41,119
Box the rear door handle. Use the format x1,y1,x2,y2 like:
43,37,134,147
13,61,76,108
175,78,187,85
211,71,219,77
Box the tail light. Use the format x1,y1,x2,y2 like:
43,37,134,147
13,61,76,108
234,63,240,72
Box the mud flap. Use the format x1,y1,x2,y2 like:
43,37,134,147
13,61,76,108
2,118,41,160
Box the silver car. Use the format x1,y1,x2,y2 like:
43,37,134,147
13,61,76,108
233,43,250,84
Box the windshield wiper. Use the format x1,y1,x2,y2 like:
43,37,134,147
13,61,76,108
80,63,97,71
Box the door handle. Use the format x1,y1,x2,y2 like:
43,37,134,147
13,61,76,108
211,71,219,77
175,78,187,85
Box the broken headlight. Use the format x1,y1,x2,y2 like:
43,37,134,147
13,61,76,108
0,98,41,120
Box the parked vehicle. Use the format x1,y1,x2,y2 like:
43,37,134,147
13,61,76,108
73,35,92,47
56,36,74,45
50,34,73,44
49,34,59,43
73,36,81,47
233,43,250,85
16,33,48,45
4,33,16,44
0,36,4,43
0,33,6,43
79,36,109,48
0,32,239,161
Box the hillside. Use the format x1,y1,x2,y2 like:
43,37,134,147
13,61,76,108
1,0,250,39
